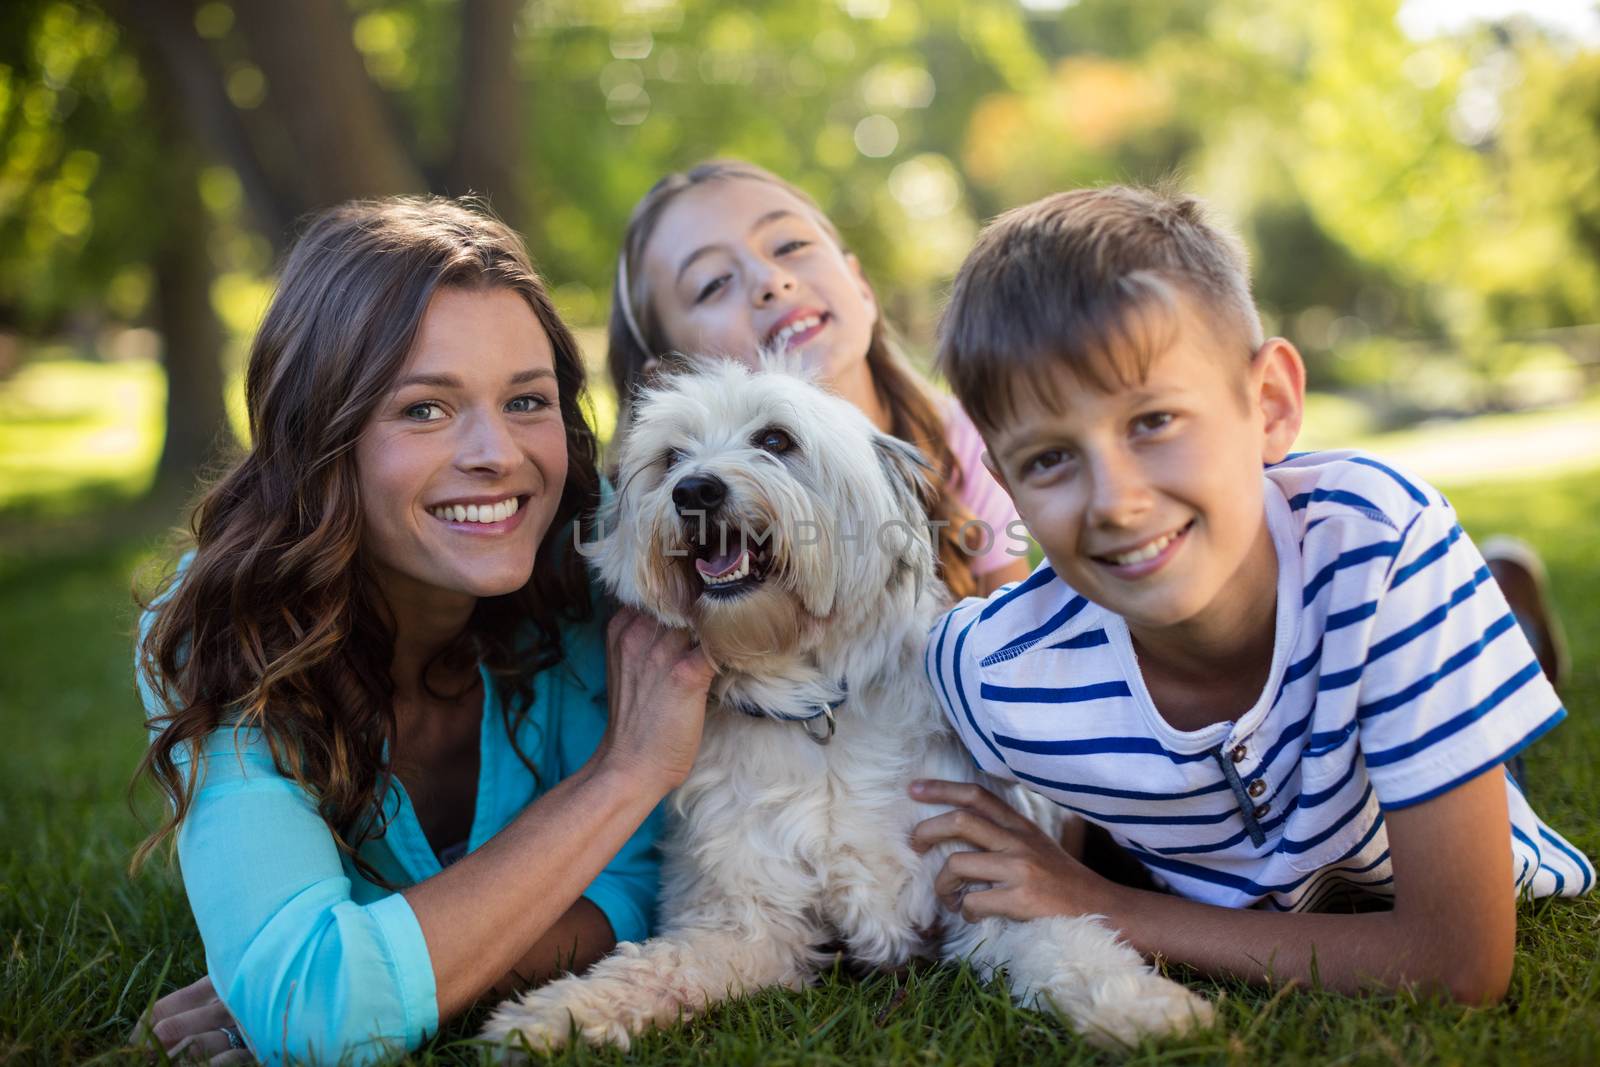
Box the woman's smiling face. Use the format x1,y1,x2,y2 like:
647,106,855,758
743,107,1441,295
639,178,878,386
355,285,568,608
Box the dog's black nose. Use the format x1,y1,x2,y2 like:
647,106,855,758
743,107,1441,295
672,474,728,516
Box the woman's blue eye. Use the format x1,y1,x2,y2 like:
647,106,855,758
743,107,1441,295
507,394,550,414
404,402,443,421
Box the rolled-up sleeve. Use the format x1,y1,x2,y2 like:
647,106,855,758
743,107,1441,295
173,735,438,1065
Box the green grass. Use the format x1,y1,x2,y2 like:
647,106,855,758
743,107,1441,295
0,361,165,518
3,364,1599,1064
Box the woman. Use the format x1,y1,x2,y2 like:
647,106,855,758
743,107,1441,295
132,197,713,1064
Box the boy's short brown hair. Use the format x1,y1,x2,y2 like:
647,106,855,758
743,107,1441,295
938,184,1263,432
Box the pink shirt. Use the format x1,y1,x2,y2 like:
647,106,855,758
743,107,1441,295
943,398,1024,576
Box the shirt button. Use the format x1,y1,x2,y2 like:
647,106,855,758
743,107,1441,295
1247,778,1267,798
1253,802,1271,818
1230,745,1247,763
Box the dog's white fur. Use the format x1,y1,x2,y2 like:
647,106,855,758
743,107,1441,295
482,361,1212,1053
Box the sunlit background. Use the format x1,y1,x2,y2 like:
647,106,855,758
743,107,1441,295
0,0,1596,518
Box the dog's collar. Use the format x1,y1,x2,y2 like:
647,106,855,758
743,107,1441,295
726,681,847,746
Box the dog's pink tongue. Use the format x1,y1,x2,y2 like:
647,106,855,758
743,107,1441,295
695,547,747,579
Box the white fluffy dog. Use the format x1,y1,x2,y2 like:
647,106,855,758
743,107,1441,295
482,361,1213,1053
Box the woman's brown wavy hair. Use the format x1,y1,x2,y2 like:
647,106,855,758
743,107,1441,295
606,160,981,600
132,196,600,876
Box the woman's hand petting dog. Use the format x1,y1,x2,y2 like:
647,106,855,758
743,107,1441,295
598,607,717,793
910,779,1116,923
130,974,254,1064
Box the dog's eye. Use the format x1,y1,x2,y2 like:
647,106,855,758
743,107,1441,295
754,428,795,455
660,448,685,470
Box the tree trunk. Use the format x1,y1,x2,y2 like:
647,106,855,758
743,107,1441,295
111,0,234,496
447,0,525,228
134,0,301,252
231,0,426,207
106,0,529,501
151,148,231,497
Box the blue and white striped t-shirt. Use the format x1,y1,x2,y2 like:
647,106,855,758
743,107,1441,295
925,450,1592,911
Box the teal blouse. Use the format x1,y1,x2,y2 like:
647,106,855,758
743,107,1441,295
136,605,661,1065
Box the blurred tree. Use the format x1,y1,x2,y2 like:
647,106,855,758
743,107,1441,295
0,2,165,332
947,0,1598,390
1494,41,1600,332
130,0,526,249
0,0,528,493
449,0,525,228
131,26,228,493
1,0,1597,497
509,0,1028,339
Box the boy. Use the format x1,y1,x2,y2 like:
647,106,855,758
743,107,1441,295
911,185,1591,1003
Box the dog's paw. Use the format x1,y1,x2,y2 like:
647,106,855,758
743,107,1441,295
478,983,636,1059
1057,971,1214,1049
478,999,572,1061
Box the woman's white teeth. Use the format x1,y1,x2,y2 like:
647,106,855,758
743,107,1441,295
703,552,752,586
431,497,519,524
773,315,822,347
1108,529,1179,566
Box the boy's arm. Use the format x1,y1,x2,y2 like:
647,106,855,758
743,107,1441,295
911,769,1515,1004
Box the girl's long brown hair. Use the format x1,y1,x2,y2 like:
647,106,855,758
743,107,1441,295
133,197,600,876
607,160,979,600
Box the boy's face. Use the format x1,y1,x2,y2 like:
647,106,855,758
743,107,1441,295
983,300,1304,638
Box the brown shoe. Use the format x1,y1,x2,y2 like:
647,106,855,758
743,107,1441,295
1482,536,1570,696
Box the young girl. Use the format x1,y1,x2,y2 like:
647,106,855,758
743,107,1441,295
606,160,1031,600
132,198,713,1065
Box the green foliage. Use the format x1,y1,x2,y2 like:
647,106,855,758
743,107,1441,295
0,2,165,330
0,0,1595,397
502,0,1020,339
1263,1,1600,345
1495,46,1600,332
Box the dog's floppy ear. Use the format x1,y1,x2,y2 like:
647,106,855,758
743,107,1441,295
872,434,937,519
872,434,940,598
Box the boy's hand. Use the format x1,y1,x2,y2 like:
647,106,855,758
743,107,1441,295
909,779,1115,922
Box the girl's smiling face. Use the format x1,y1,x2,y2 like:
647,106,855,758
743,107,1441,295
355,286,568,610
638,178,878,387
